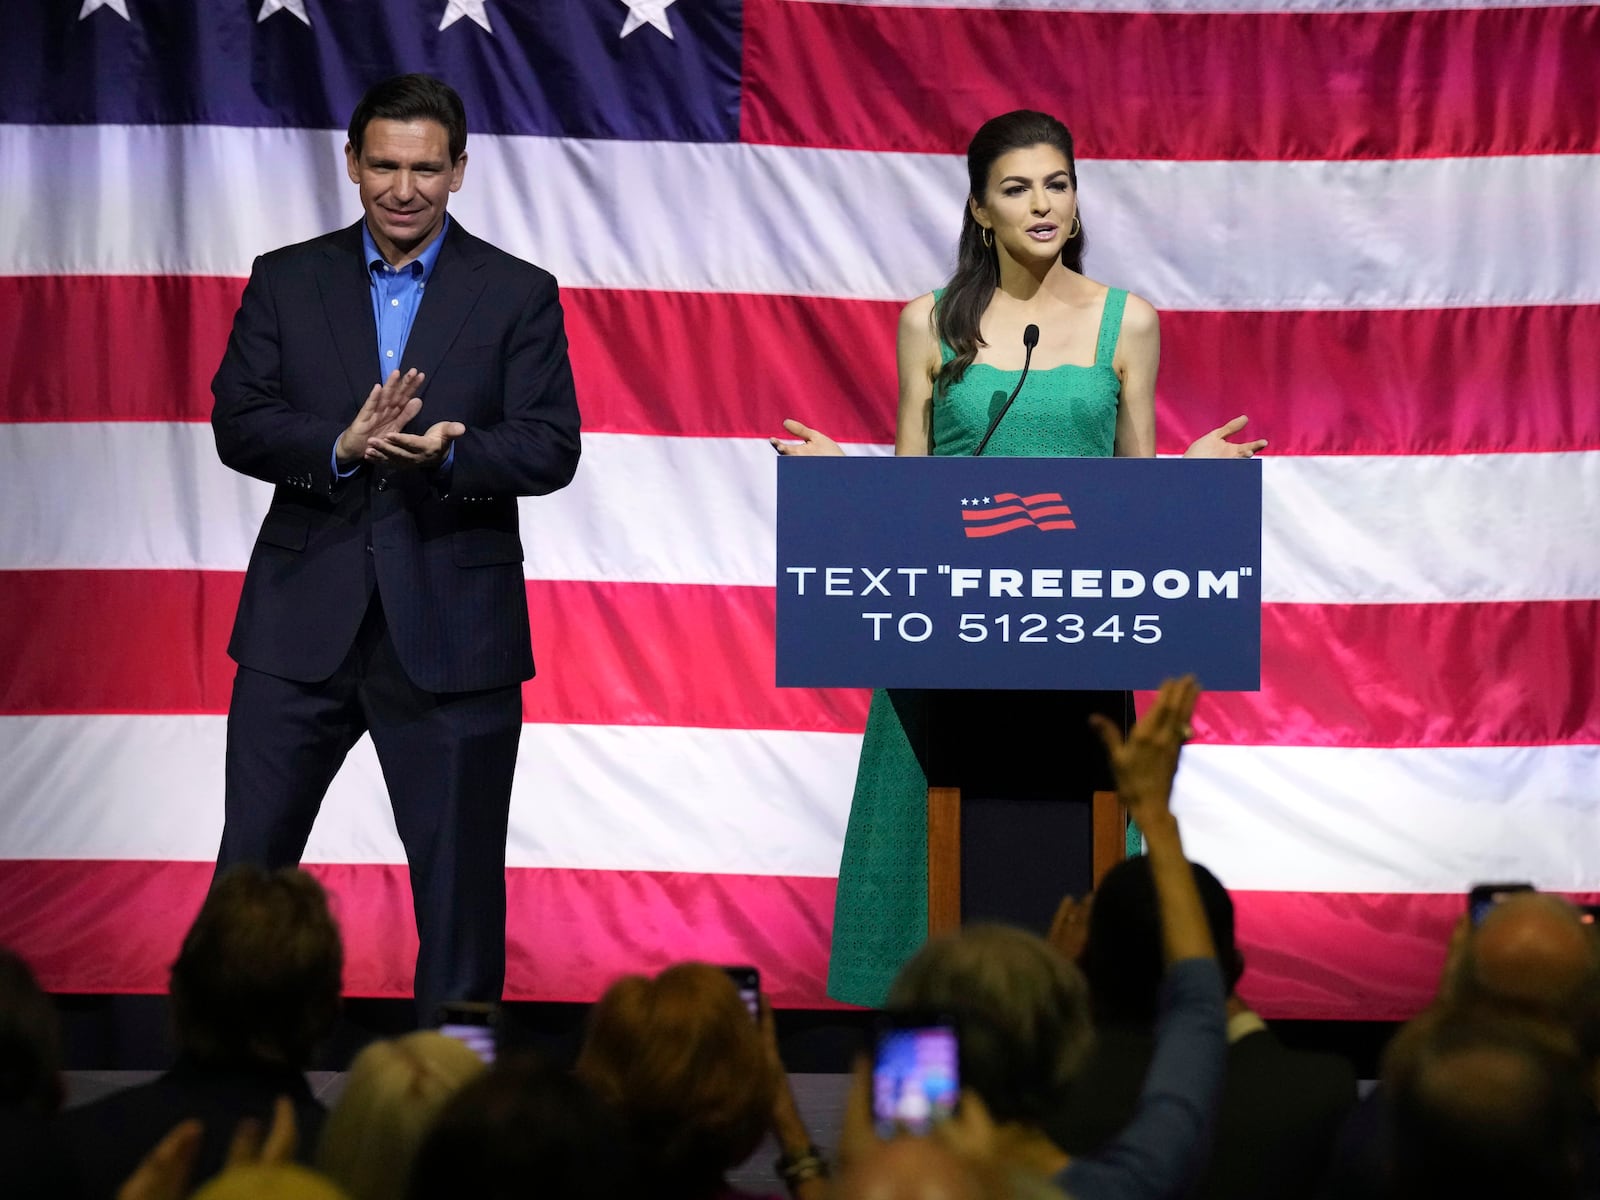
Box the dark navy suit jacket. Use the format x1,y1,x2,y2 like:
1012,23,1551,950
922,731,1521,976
211,220,581,693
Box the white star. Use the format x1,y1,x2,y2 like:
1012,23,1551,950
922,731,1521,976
619,0,676,39
257,0,310,24
440,0,493,31
78,0,130,18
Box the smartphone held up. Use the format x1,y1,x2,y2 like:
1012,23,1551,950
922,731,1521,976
722,965,761,1021
435,1000,499,1064
872,1014,960,1138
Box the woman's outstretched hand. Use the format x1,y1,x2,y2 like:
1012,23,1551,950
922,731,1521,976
771,418,846,457
1183,415,1267,459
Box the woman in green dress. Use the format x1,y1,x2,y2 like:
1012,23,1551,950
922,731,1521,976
773,111,1263,1007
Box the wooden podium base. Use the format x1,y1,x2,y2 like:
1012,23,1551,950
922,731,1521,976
927,786,1124,937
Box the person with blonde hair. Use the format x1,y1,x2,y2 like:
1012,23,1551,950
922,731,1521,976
191,1163,349,1200
315,1031,485,1200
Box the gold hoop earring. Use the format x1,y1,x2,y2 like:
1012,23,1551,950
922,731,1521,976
1067,214,1081,239
981,227,994,248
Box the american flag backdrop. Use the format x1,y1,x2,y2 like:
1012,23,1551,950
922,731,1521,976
1,0,1596,1019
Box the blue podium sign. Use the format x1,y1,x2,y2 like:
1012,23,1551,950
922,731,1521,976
776,457,1262,691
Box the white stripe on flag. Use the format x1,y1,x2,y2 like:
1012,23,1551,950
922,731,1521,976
5,422,1598,603
0,714,858,875
8,712,1600,896
4,125,1599,309
1175,742,1600,893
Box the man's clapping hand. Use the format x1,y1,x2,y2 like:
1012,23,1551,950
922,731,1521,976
336,368,425,465
365,421,466,471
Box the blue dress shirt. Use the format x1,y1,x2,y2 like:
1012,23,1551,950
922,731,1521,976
332,216,454,479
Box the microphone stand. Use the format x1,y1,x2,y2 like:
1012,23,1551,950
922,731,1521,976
973,324,1040,457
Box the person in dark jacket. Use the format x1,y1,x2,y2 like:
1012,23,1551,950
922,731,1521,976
58,866,342,1198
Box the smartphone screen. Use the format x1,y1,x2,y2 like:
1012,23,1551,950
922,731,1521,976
722,966,761,1021
1468,882,1535,925
872,1018,960,1137
436,1001,498,1063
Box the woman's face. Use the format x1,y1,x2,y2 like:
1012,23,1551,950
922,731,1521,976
970,142,1077,265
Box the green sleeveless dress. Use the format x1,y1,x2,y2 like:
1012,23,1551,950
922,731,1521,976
826,286,1132,1008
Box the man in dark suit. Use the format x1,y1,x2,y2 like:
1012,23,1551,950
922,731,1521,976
1053,856,1358,1200
211,74,581,1021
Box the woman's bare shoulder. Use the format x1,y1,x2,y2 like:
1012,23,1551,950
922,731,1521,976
899,290,938,332
1119,290,1160,335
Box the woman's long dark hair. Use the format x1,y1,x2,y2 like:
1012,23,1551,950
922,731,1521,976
936,111,1087,388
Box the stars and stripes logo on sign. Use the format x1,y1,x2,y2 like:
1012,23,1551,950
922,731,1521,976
961,492,1077,538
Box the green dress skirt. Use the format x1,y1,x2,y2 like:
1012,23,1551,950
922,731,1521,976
827,286,1137,1007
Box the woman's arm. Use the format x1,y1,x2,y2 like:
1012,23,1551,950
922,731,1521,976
771,292,940,458
1060,679,1226,1200
894,293,940,457
1092,676,1214,963
1112,294,1159,459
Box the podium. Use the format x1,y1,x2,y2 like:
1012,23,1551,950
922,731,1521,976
777,456,1261,937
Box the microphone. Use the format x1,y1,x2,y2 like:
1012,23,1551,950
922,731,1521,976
973,324,1039,457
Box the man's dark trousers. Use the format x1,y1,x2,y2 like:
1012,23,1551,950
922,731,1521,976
218,590,521,1023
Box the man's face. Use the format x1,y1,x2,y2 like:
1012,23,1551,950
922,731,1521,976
345,117,466,266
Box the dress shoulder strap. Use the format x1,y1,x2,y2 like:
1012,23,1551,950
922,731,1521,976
1094,287,1129,369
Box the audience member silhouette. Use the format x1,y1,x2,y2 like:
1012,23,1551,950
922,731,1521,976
408,1052,633,1200
1388,1015,1590,1200
59,866,343,1198
0,948,75,1196
1058,855,1357,1200
576,962,823,1200
1321,891,1600,1199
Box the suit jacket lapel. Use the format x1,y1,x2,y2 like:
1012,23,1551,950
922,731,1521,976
317,222,381,412
401,222,488,389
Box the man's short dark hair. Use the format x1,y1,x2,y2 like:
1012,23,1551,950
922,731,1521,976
170,866,343,1068
348,74,468,163
1079,856,1243,1025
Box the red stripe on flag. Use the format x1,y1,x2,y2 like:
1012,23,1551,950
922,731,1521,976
964,518,1037,537
0,858,844,1006
1194,601,1600,748
963,505,1031,520
4,572,1597,747
6,576,1593,752
742,0,1600,160
0,571,869,733
11,855,1600,1018
525,578,867,733
8,277,1597,456
1229,889,1600,1020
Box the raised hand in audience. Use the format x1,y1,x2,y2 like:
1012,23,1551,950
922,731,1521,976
1048,893,1094,964
1089,675,1215,965
118,1096,296,1200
